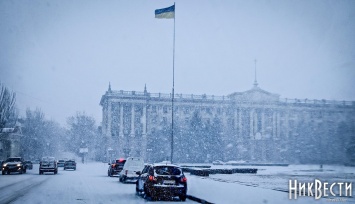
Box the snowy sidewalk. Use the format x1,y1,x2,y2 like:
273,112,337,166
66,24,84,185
186,175,329,204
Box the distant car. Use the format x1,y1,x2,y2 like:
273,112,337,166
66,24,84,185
2,157,27,175
39,156,58,175
57,160,65,167
25,161,33,170
107,158,126,177
136,163,187,201
119,157,144,183
64,160,76,170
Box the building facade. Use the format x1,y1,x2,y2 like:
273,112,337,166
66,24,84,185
100,83,355,164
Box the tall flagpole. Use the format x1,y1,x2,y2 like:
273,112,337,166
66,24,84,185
171,2,175,164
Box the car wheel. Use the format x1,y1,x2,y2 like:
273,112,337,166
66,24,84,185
23,168,26,173
135,183,140,195
39,170,43,175
7,170,10,175
2,171,5,175
54,170,57,174
143,185,152,199
179,194,187,201
19,170,23,174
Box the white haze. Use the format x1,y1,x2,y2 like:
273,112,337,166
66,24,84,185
0,0,354,125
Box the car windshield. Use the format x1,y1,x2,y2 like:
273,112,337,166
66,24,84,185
154,166,181,176
6,158,21,162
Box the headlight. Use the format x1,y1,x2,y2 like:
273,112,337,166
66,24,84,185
17,163,21,167
3,163,7,167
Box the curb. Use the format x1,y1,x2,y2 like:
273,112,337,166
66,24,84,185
187,194,214,204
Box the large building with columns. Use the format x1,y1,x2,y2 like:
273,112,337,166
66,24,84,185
100,82,355,164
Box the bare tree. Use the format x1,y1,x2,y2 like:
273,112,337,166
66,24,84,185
0,83,17,128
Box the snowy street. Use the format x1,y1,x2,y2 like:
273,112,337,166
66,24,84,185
1,162,354,204
0,163,195,204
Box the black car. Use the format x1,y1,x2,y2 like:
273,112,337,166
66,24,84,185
39,156,58,174
136,164,187,201
107,158,126,177
1,157,27,175
25,160,33,170
64,160,76,170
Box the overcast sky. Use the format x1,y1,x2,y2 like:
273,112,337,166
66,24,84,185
1,0,354,127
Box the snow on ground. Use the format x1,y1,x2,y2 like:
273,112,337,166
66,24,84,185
184,164,355,204
2,162,354,204
8,162,195,204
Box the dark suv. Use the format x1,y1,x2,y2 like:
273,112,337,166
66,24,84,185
39,157,58,174
64,160,76,170
136,164,187,201
107,158,126,177
1,157,27,175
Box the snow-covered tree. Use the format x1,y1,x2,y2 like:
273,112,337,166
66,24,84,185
0,83,17,128
66,112,98,159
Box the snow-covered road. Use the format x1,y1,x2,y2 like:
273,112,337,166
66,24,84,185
0,163,195,204
1,163,354,204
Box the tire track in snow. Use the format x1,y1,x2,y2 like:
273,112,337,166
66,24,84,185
0,176,51,203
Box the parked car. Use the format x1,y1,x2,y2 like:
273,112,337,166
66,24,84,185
119,157,144,183
25,160,33,170
64,160,76,170
136,163,187,201
39,156,58,175
57,159,65,167
1,157,27,175
107,158,126,177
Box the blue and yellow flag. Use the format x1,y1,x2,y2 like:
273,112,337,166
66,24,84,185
155,5,175,19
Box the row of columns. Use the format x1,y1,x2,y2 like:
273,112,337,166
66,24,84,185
106,101,147,159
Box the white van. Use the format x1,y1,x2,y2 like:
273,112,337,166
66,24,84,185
119,157,144,183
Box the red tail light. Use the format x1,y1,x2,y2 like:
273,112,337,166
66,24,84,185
149,175,157,182
181,176,187,182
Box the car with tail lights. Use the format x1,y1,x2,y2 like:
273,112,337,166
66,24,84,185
135,163,187,201
119,157,144,183
39,156,58,174
1,157,27,175
107,158,126,177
